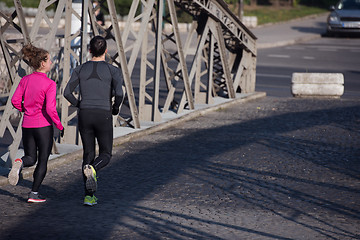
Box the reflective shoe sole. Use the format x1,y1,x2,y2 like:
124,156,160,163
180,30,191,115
27,192,46,203
28,198,46,203
83,165,97,193
8,160,22,186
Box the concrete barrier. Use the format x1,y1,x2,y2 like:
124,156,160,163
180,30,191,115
291,73,344,98
243,16,258,28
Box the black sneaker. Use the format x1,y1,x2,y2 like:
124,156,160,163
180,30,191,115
27,192,46,203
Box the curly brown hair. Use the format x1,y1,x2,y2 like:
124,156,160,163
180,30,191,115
21,44,49,70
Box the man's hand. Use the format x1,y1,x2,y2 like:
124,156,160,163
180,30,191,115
112,106,119,115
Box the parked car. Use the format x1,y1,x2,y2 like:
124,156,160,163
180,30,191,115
327,0,360,36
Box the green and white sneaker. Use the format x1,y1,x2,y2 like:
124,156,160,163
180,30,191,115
83,164,97,193
83,195,98,206
8,158,23,186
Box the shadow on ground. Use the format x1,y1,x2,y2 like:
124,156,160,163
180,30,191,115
1,98,359,239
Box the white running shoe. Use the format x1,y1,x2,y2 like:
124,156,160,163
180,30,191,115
8,158,23,186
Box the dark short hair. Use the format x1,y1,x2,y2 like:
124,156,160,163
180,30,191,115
90,36,107,57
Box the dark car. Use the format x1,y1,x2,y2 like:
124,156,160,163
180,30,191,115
327,0,360,36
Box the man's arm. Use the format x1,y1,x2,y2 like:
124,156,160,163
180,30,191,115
111,66,124,115
63,68,81,107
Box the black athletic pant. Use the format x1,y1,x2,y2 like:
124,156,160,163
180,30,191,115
22,125,53,192
78,109,113,196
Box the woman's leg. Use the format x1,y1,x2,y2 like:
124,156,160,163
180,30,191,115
8,128,38,186
31,125,53,192
22,128,38,167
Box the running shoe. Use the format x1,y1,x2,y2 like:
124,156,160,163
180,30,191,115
27,192,46,203
83,195,98,206
8,158,23,186
83,164,97,193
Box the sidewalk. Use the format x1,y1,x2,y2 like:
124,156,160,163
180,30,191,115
0,92,266,186
252,13,328,49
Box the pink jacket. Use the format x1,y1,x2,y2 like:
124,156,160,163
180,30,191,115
11,72,63,130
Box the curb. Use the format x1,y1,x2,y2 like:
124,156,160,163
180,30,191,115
0,92,266,187
253,12,329,29
257,34,322,49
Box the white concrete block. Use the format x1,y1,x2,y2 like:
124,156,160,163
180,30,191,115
243,16,258,28
291,73,344,98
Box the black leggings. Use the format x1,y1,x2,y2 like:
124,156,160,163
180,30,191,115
79,109,113,194
22,125,53,192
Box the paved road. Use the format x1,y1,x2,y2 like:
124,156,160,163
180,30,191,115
256,37,360,99
0,97,359,239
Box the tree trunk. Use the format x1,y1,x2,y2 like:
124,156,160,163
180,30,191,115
273,0,280,7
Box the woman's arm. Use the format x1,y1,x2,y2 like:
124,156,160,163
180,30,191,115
11,79,25,112
46,82,63,130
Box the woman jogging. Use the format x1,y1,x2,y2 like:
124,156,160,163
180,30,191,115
8,44,64,203
64,36,123,206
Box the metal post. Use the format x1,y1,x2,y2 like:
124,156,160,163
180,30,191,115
238,0,244,21
80,0,89,64
152,0,163,122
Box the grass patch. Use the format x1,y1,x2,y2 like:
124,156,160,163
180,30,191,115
1,0,40,8
244,5,328,25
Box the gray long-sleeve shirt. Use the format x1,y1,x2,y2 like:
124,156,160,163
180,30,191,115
64,61,123,111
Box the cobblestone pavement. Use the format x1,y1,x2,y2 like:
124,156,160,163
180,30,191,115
0,96,359,240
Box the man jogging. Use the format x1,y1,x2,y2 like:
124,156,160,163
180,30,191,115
64,36,123,206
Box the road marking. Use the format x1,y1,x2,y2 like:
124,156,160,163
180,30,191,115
268,54,290,58
308,45,360,51
256,84,290,89
318,48,337,52
285,46,305,50
303,56,315,60
257,73,291,79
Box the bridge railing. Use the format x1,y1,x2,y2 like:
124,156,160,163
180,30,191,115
0,0,257,167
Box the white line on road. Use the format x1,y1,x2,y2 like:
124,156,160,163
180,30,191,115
303,56,315,60
308,45,360,51
285,46,305,50
317,48,338,52
257,73,291,78
256,84,290,89
267,54,290,58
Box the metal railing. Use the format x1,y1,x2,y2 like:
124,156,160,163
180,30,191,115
0,0,257,167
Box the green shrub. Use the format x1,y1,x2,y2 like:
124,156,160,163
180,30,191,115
0,0,40,8
299,0,338,8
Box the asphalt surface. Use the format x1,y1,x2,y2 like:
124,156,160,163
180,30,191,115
1,13,359,239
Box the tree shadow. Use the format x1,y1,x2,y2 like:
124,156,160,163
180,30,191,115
291,21,327,35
